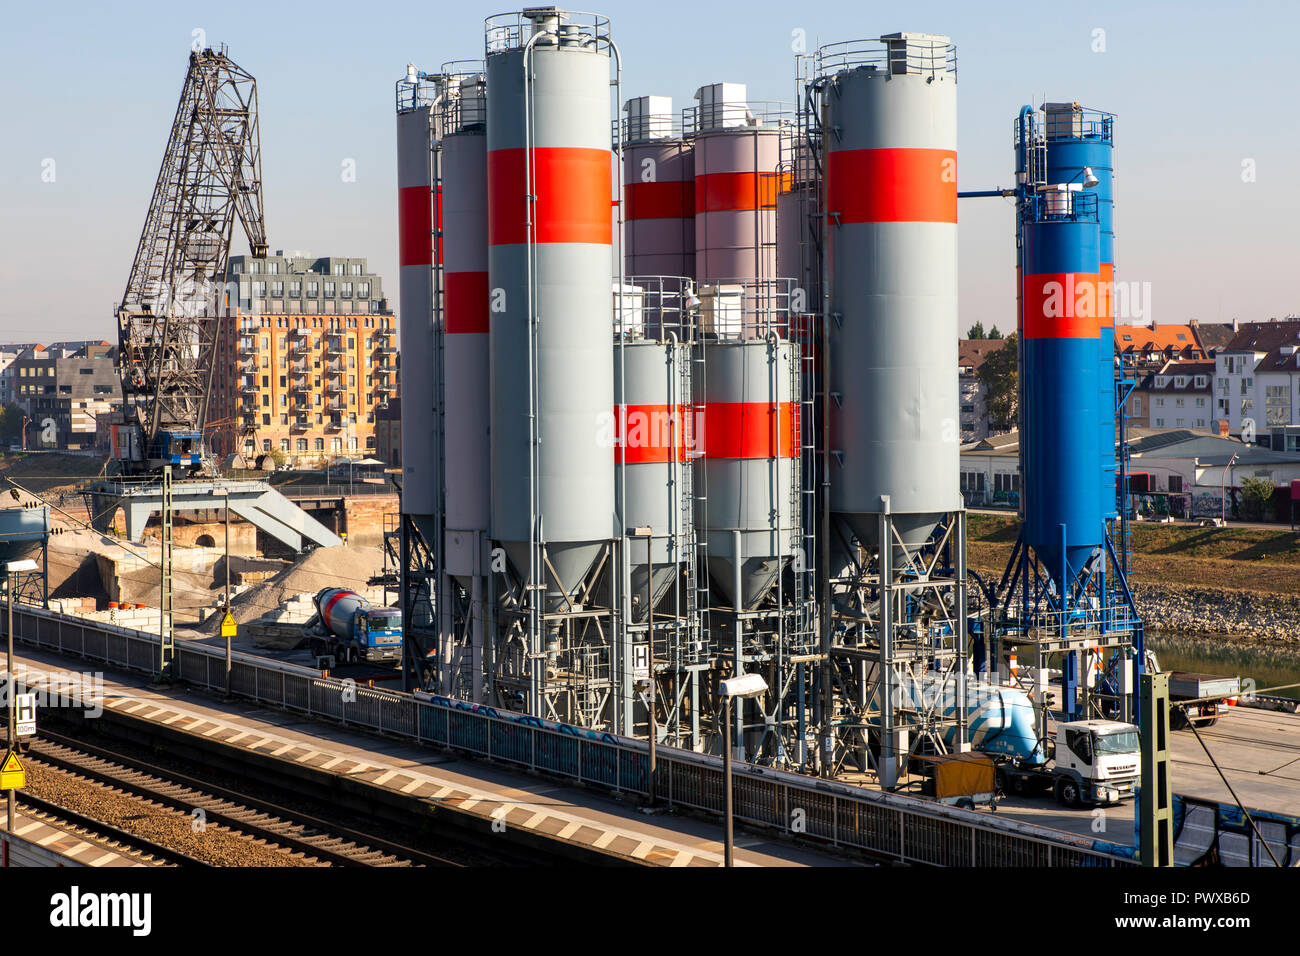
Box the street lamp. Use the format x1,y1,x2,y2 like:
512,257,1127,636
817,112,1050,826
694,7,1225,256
718,672,768,867
6,557,37,834
635,678,656,809
1221,452,1239,525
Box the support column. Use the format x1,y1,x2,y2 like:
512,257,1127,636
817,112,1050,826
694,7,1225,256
1139,671,1173,867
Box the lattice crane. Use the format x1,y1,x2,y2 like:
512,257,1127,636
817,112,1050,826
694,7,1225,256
115,46,267,474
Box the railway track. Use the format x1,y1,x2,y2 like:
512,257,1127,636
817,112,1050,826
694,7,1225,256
17,792,210,867
28,731,463,867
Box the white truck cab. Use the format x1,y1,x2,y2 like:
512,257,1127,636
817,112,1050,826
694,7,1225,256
1053,719,1140,806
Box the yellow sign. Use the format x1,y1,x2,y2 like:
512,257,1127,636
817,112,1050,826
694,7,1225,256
0,750,25,790
221,612,237,639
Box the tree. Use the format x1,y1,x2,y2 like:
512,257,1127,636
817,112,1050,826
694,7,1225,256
1241,475,1275,521
0,404,27,446
977,334,1018,433
966,321,986,339
988,326,1004,340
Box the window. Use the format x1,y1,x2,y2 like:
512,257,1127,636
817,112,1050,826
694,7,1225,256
262,439,271,452
314,438,324,451
267,261,279,274
325,282,335,297
249,260,261,274
307,281,319,297
1169,475,1183,493
290,281,301,296
351,263,362,275
296,438,308,451
280,438,290,452
341,282,352,298
253,281,266,297
1133,396,1142,416
78,367,93,375
333,264,344,276
358,282,369,298
271,281,284,297
263,414,271,426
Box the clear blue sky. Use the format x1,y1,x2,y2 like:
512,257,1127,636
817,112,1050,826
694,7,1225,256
2,0,1296,340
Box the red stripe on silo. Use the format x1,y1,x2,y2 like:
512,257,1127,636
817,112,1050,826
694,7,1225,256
1022,272,1102,339
398,185,434,266
1099,262,1114,328
828,148,957,224
694,172,778,213
625,181,694,220
445,271,490,334
702,402,797,459
615,404,689,463
488,147,612,246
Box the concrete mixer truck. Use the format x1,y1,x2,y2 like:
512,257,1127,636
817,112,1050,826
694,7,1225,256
303,588,403,665
899,675,1141,808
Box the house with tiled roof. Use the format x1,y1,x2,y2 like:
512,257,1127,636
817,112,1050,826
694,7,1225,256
1135,359,1214,431
958,338,1010,442
1114,324,1207,372
1213,319,1300,440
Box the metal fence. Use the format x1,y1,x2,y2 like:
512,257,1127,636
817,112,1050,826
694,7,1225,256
10,604,1137,867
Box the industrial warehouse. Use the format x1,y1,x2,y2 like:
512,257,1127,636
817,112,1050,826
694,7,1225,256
2,4,1299,920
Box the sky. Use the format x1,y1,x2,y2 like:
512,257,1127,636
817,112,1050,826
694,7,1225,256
1,0,1297,342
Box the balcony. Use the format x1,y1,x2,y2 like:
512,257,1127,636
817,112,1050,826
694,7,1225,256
238,339,258,355
326,416,343,431
239,381,258,394
291,416,310,432
374,382,396,394
325,337,346,357
326,379,345,393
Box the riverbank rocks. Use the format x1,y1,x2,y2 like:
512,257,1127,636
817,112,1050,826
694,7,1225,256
1133,582,1300,646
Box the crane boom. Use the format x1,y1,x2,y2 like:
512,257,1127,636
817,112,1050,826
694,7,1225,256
116,46,267,474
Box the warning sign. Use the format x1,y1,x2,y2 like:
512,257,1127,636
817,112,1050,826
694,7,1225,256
221,612,237,639
15,692,35,737
0,751,25,790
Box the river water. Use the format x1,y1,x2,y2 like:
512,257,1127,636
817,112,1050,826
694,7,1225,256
1146,630,1300,700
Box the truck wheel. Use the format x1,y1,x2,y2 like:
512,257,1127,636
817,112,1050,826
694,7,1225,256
1170,707,1188,731
1056,778,1081,809
1012,774,1029,797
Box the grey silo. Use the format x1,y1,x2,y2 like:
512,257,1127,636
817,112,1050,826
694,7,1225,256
395,98,440,525
441,78,491,581
823,36,960,554
486,16,616,606
697,335,799,610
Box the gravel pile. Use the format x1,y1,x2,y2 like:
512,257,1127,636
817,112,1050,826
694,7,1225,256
25,762,316,867
198,544,387,633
